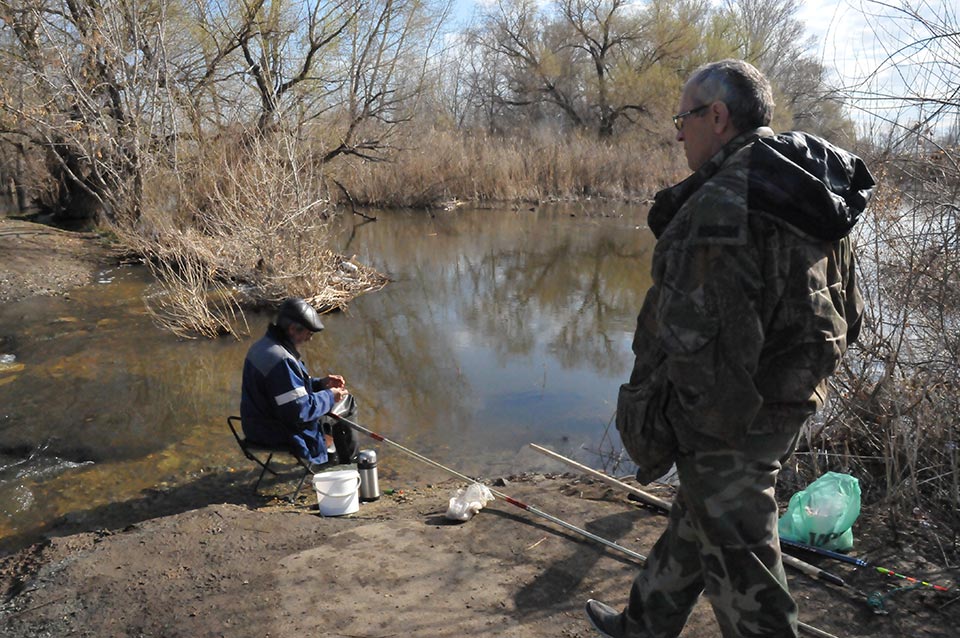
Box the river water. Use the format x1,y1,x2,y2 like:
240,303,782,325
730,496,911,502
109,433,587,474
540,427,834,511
0,203,654,550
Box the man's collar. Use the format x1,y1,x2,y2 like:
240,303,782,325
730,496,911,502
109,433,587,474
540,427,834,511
703,127,774,176
647,127,774,238
267,323,301,358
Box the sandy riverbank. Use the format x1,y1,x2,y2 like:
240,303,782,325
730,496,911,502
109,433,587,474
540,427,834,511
0,218,114,304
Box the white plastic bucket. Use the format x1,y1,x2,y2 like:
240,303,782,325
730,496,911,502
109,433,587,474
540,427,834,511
312,469,361,516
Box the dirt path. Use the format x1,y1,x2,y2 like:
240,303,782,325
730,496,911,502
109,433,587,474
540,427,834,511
0,474,956,638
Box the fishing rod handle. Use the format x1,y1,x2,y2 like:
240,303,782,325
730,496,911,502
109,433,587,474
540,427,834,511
780,538,869,567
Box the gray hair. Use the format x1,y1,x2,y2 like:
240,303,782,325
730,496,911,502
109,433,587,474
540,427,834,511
685,59,774,131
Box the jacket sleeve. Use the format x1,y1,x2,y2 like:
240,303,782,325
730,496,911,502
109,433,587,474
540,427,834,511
267,358,337,428
657,237,765,445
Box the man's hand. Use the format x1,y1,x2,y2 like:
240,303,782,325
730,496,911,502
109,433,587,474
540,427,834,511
331,386,349,402
323,374,345,389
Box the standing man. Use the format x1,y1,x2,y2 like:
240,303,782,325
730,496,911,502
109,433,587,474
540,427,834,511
586,60,874,637
241,297,358,468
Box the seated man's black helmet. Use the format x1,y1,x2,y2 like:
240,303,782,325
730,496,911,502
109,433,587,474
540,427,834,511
275,297,325,332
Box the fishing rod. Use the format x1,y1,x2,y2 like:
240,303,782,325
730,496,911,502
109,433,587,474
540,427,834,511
779,538,952,593
532,443,955,595
332,414,648,562
331,416,838,638
529,444,853,590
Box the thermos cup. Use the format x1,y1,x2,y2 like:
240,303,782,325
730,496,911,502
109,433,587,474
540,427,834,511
357,449,380,502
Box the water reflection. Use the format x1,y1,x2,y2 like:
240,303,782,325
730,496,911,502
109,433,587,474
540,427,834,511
0,203,654,550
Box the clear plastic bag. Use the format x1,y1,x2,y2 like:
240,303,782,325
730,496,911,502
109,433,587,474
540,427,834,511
778,471,861,551
445,483,495,521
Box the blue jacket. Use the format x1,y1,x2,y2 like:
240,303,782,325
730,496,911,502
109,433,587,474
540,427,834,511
240,325,337,464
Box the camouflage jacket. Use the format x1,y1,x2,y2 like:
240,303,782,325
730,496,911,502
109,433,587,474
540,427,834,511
627,128,874,449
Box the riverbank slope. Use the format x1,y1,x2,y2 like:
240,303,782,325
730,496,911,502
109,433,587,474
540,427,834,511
1,474,956,638
0,218,114,304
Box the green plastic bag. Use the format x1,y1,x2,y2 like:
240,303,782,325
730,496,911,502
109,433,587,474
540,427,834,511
778,471,861,551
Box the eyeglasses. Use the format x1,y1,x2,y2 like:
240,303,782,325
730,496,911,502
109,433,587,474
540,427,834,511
672,104,709,131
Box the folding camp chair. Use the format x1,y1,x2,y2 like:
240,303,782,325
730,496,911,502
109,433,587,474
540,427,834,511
227,416,313,501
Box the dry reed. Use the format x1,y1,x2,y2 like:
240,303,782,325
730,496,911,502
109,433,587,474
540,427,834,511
121,129,388,339
324,126,686,208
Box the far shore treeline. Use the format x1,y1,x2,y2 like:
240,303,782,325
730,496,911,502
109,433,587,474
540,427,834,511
1,1,959,544
0,0,864,333
0,2,853,242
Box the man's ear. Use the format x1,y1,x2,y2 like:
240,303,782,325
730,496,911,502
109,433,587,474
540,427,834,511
710,101,733,136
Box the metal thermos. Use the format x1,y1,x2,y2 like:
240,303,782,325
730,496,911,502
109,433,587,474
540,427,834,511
357,449,380,502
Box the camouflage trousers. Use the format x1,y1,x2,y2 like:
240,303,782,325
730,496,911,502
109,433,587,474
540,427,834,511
625,429,802,638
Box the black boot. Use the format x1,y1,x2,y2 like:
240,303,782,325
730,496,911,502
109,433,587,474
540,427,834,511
585,599,644,638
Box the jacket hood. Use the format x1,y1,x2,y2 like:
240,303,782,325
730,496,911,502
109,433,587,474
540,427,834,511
749,131,875,240
648,129,876,241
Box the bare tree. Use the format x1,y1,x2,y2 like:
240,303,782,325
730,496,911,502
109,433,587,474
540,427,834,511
229,0,360,133
0,0,174,224
462,0,851,138
473,0,587,130
559,0,708,137
0,0,443,335
321,0,451,162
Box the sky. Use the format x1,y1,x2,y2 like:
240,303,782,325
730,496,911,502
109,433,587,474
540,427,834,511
796,0,893,90
796,0,866,71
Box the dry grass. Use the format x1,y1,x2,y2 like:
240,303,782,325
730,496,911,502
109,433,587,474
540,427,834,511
117,130,387,339
325,126,686,208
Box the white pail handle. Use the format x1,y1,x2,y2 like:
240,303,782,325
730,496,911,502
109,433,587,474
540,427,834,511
314,475,361,498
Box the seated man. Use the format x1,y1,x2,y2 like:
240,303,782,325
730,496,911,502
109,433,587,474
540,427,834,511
241,297,358,468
